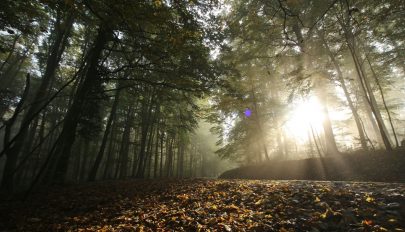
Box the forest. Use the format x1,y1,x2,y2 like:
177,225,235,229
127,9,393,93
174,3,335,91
0,0,404,231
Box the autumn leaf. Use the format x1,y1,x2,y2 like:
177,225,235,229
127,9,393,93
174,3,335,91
366,196,374,203
254,199,264,205
279,227,289,232
362,219,373,226
224,204,239,213
4,179,405,231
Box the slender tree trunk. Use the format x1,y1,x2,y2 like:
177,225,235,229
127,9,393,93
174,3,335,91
248,77,269,161
131,128,140,177
79,140,90,181
72,141,82,182
1,11,74,160
31,112,47,181
349,45,392,150
159,130,164,178
189,144,193,177
339,14,392,151
14,116,39,186
1,12,75,189
103,120,117,179
313,73,339,156
310,124,323,156
307,130,315,157
2,74,30,150
20,116,40,160
365,55,399,147
44,25,111,184
321,100,339,155
177,138,185,178
88,88,120,181
136,94,155,178
153,125,160,178
118,106,133,179
1,74,30,191
319,30,368,149
144,123,155,178
165,136,175,177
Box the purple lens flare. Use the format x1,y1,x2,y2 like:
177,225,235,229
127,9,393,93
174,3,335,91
244,109,251,117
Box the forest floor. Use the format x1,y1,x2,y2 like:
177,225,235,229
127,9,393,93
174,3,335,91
0,179,404,231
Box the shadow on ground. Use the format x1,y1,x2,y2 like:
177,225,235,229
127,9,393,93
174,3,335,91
219,150,405,182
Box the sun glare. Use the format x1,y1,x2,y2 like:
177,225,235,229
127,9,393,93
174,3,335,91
284,97,325,144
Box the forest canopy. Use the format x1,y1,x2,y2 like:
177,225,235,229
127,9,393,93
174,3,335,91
209,0,405,163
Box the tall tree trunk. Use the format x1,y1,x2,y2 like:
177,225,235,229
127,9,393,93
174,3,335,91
1,12,75,189
314,73,339,156
88,88,120,181
339,12,392,151
1,11,74,158
72,141,82,182
103,119,117,179
79,140,90,181
307,130,315,157
247,76,269,161
321,100,339,155
177,138,185,178
136,94,155,178
44,25,111,184
131,128,140,177
31,112,47,181
165,136,175,177
153,126,160,178
159,130,165,178
14,116,40,186
118,106,133,179
188,145,193,177
349,46,392,150
1,74,30,191
145,125,155,178
319,30,368,150
365,55,399,147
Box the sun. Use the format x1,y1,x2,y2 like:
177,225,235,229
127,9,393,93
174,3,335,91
284,97,325,144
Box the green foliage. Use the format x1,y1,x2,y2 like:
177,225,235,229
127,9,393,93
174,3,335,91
208,0,404,162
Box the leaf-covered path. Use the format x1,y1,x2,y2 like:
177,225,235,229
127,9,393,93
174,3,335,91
1,179,404,231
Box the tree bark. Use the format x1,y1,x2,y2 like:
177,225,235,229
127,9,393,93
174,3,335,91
79,140,90,181
320,98,339,155
144,124,155,178
1,12,75,189
365,55,399,147
159,129,165,178
136,93,156,177
44,25,112,184
319,29,368,150
338,11,392,151
88,88,121,181
118,106,133,179
1,73,30,191
153,126,160,178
